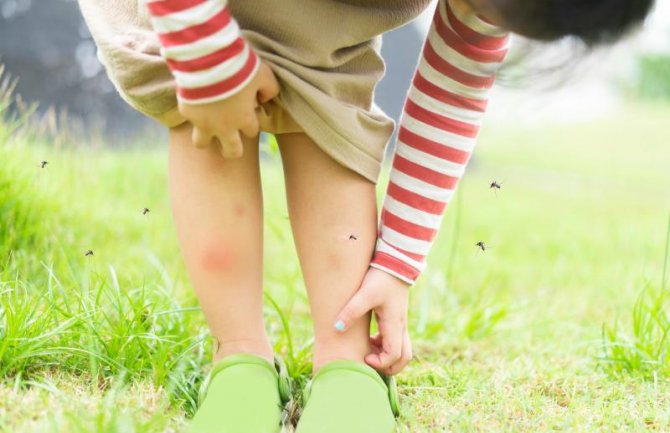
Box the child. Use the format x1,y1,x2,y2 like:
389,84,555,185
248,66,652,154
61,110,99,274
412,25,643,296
75,0,655,432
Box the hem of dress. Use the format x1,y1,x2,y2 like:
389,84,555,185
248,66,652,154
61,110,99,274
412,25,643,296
149,105,188,129
276,92,393,186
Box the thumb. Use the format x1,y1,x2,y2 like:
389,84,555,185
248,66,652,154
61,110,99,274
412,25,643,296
256,62,280,104
333,290,374,333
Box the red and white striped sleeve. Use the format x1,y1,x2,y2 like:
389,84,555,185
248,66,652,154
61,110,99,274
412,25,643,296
369,0,511,285
143,0,260,104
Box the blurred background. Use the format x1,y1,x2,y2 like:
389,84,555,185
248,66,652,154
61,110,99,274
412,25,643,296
1,0,668,149
1,2,670,431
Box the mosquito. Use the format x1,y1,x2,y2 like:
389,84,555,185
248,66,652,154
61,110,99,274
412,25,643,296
142,207,150,215
489,178,506,197
40,160,48,168
85,249,94,256
474,241,497,256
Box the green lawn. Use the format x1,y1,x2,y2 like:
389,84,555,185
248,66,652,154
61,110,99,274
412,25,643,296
1,100,669,432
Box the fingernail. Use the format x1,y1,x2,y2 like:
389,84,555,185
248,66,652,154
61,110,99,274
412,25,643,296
334,320,345,332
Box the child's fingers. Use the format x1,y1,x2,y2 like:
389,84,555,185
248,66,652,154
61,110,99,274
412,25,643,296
404,329,413,362
192,127,212,149
365,320,403,371
256,60,280,104
239,112,260,139
368,333,384,356
333,290,375,332
386,328,412,375
370,332,383,349
217,131,244,159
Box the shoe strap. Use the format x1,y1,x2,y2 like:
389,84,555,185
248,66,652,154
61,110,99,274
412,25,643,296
382,374,401,418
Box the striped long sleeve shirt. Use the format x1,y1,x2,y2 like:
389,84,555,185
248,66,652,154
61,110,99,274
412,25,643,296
143,0,511,287
369,0,511,286
143,0,260,104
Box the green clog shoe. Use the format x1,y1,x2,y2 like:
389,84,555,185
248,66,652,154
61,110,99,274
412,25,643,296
295,360,400,433
187,353,292,433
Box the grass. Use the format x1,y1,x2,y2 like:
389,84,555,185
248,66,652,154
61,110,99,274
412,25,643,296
2,67,670,431
599,212,670,380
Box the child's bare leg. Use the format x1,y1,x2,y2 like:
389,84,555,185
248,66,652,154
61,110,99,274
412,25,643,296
167,122,273,363
276,132,375,372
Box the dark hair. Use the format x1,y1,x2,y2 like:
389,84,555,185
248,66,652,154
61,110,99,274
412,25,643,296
497,0,656,47
490,0,657,90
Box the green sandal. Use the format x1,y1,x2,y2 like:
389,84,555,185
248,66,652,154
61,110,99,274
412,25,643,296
188,352,292,433
295,359,400,433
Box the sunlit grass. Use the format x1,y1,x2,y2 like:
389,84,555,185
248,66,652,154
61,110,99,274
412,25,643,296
2,62,670,431
599,213,670,380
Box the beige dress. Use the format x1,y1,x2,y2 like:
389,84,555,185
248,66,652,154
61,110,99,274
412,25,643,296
76,0,434,184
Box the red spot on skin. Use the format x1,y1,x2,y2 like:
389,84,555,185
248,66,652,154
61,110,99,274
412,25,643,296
234,203,245,217
200,245,234,272
328,250,342,270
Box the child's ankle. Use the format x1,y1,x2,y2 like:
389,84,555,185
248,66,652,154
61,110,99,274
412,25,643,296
312,354,367,374
213,337,274,364
312,337,370,374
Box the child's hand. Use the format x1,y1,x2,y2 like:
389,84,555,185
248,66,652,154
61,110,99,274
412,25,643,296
178,59,280,158
334,267,412,375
